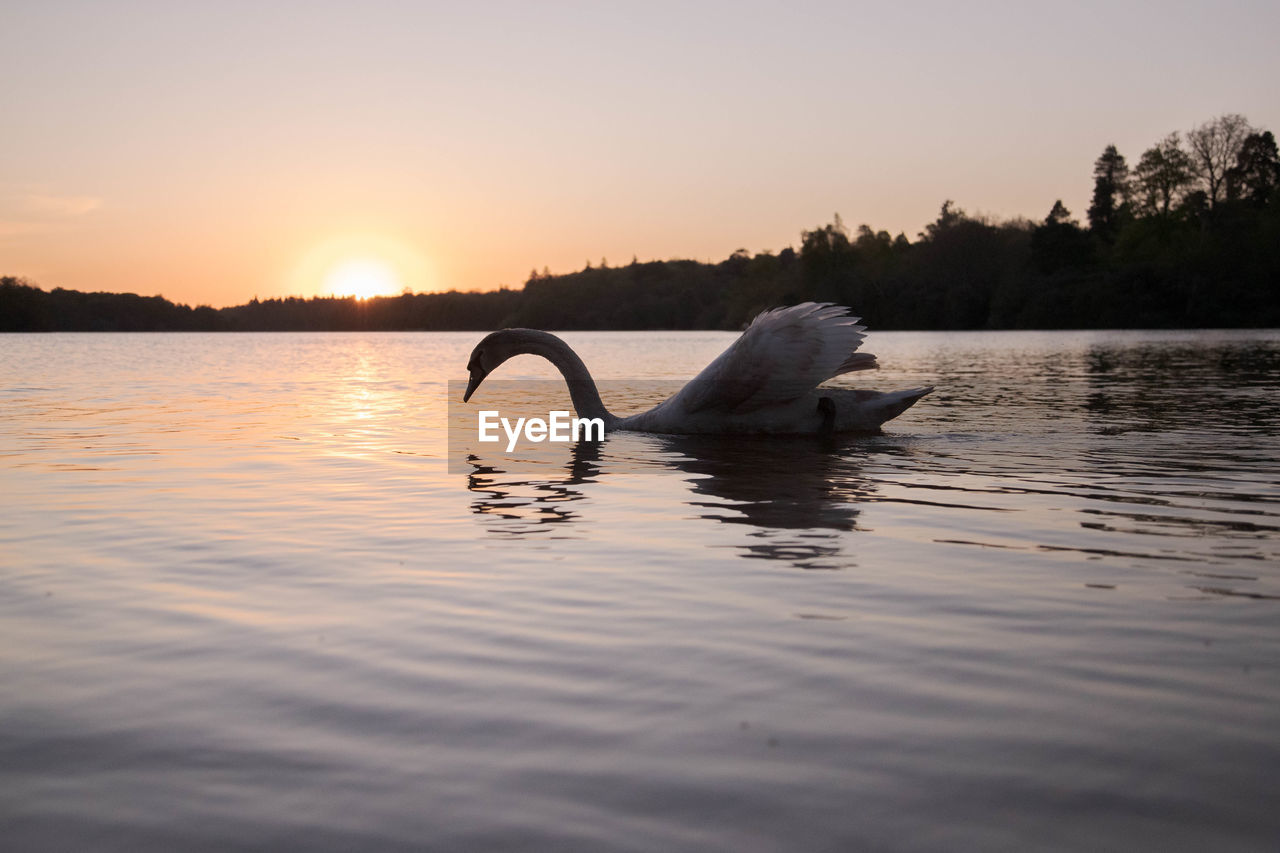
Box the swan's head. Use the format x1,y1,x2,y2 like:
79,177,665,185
463,329,562,402
463,330,516,402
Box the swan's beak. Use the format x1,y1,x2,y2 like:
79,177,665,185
462,368,487,402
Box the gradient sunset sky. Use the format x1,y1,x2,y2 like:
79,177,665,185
3,0,1278,308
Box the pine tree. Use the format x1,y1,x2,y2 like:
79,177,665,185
1087,145,1130,239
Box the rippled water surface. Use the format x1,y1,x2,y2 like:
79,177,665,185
2,330,1279,851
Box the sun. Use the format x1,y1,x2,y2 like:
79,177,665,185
323,258,402,300
292,234,433,299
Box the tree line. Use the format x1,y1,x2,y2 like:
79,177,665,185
3,113,1277,332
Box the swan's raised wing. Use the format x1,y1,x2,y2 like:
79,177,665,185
673,303,877,414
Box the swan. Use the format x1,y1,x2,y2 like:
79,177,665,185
462,302,933,434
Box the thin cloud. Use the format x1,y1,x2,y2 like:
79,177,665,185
0,188,104,242
24,193,103,217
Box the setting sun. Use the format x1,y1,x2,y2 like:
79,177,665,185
292,234,432,301
323,258,402,300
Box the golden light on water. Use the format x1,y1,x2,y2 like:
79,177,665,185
292,234,434,299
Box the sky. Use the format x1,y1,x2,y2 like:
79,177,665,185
3,0,1278,308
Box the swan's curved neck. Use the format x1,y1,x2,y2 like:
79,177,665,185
509,330,619,428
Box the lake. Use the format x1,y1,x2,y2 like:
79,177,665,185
2,329,1278,851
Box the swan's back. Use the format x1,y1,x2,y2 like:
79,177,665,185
664,302,879,416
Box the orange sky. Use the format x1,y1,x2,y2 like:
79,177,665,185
3,1,1278,308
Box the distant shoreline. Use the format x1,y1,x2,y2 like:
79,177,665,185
6,193,1279,334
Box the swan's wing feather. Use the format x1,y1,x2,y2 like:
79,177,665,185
673,303,876,414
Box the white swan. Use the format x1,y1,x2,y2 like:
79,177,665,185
462,302,933,434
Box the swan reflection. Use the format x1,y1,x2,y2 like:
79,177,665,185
465,443,602,535
464,434,879,569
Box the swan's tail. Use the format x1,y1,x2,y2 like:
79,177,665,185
870,386,933,425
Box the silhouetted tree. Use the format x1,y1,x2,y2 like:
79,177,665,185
854,224,893,257
1186,113,1252,209
1031,201,1092,274
800,214,855,303
918,200,967,242
1046,200,1072,225
1133,133,1195,217
1180,189,1210,220
1088,145,1130,239
1226,130,1280,207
